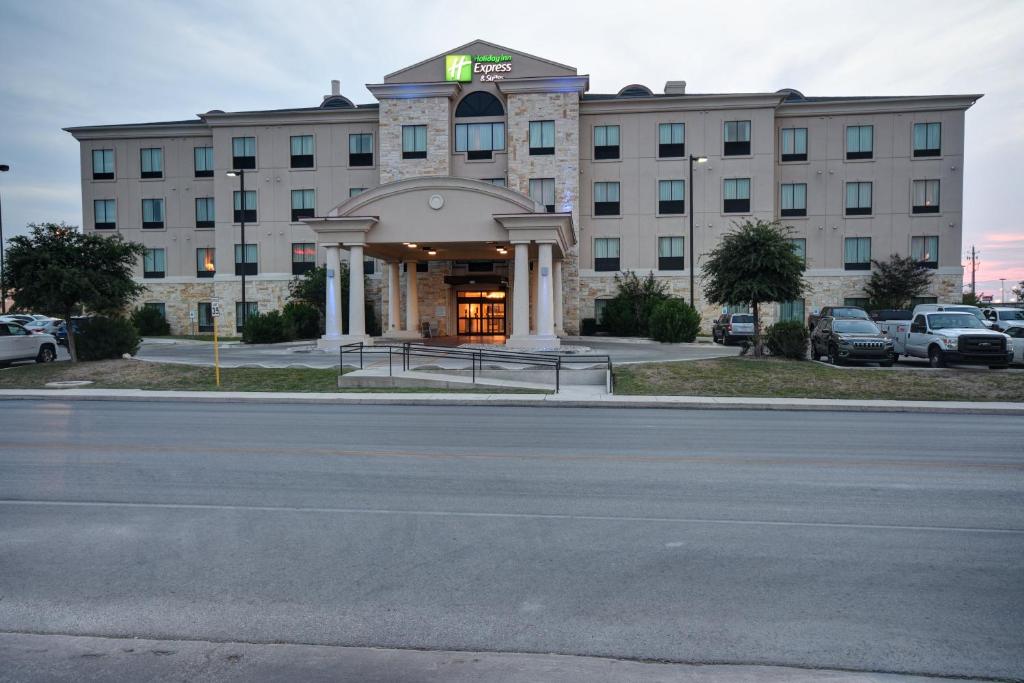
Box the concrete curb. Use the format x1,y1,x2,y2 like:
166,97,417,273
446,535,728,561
1,389,1022,415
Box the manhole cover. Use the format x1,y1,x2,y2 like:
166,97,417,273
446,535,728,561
45,380,94,388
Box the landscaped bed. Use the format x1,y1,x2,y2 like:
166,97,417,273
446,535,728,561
0,359,541,394
614,357,1024,402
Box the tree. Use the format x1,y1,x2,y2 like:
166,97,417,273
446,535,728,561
862,254,932,311
1014,281,1024,303
961,291,980,306
286,264,379,336
2,223,145,361
701,220,805,357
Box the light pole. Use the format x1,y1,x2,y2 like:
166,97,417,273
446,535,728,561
688,155,708,307
0,163,9,314
226,169,247,328
1000,278,1006,303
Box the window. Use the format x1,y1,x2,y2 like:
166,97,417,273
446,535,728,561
911,296,938,307
658,180,685,214
196,248,215,278
844,297,870,308
232,136,256,169
290,135,314,168
144,303,167,322
235,301,258,332
140,148,163,178
197,303,213,333
846,125,873,160
779,299,805,323
723,178,751,213
844,237,871,270
658,236,684,270
593,181,620,216
780,127,807,162
195,197,214,228
780,183,807,217
94,199,116,230
291,243,316,275
724,120,751,156
194,146,214,177
912,180,940,213
913,122,941,157
455,122,505,160
529,120,555,155
594,238,620,271
143,248,165,278
364,259,376,275
92,149,114,179
142,198,164,228
291,189,315,221
594,299,610,324
658,123,685,157
529,178,555,213
483,178,506,187
234,243,257,276
349,133,373,166
911,236,939,269
845,182,872,215
455,91,504,117
233,190,257,222
402,125,427,159
349,187,367,197
594,125,620,160
788,238,806,267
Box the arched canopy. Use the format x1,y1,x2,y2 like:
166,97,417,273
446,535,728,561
455,91,505,117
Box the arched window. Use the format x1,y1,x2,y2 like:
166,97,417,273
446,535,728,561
455,91,504,118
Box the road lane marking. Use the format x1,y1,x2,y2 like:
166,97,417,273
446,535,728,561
1,499,1021,535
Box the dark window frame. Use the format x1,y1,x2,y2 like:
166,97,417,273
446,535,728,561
234,243,258,276
194,146,214,178
723,178,751,214
140,147,163,179
92,148,114,180
231,136,257,170
402,125,427,159
195,196,214,229
141,198,164,229
779,127,808,162
196,247,216,278
233,190,257,223
846,125,874,160
143,248,166,279
93,198,116,230
593,125,620,160
723,120,751,156
529,120,555,156
349,133,374,167
594,237,620,272
291,242,316,276
594,181,620,216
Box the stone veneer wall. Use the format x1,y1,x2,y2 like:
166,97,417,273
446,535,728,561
506,91,582,334
378,97,451,183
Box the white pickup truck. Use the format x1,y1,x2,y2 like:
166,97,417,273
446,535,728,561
878,311,1014,368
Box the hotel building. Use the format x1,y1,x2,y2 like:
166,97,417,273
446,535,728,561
66,40,980,348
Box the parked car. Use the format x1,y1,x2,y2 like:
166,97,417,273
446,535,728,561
911,303,990,328
879,311,1013,368
0,314,36,326
712,313,755,345
0,322,58,366
24,319,63,336
810,317,896,366
982,307,1024,332
1004,326,1024,365
807,306,869,332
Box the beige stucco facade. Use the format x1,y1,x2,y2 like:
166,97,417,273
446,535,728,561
66,40,979,339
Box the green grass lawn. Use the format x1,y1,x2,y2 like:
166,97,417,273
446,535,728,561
614,357,1024,402
0,359,541,394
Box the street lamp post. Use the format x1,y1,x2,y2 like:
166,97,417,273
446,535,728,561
0,164,9,314
226,169,247,328
688,155,708,308
1000,278,1006,303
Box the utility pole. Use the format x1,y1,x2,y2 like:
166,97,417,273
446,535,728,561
965,245,979,296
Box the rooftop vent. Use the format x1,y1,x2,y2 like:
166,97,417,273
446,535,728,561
664,80,687,95
321,79,354,108
617,83,653,97
331,79,340,96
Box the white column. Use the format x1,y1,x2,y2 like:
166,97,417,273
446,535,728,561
536,243,555,340
317,243,344,349
508,242,530,343
387,261,401,333
405,261,420,336
553,257,564,335
530,259,538,333
347,244,367,339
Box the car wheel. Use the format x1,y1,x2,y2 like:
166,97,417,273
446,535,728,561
828,345,844,366
928,346,946,368
36,345,56,363
810,342,821,361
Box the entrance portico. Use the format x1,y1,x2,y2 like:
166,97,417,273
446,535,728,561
304,176,574,351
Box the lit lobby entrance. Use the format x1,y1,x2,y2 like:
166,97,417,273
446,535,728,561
457,290,506,336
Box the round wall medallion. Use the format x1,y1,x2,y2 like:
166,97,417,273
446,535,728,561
428,194,444,210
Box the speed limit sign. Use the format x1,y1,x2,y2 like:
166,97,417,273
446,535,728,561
211,300,222,318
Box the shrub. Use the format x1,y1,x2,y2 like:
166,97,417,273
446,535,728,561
282,301,321,339
765,320,809,360
130,305,170,336
242,311,295,344
649,299,702,343
75,316,140,360
602,272,670,337
580,318,598,336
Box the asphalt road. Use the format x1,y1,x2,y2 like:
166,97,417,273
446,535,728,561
0,401,1022,680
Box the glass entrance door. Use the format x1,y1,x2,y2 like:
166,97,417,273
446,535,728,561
457,291,506,336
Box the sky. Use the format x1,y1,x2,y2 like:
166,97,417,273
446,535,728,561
1,0,1021,299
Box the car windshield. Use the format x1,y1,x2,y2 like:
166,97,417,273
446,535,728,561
732,315,754,323
833,320,880,334
928,313,985,330
832,308,868,319
940,306,984,321
998,310,1024,320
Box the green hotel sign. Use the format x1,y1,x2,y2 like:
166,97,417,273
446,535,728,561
445,54,513,83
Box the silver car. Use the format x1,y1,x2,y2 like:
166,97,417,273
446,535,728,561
1004,326,1024,365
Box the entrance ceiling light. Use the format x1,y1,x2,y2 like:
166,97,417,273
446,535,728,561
407,243,418,248
427,249,437,255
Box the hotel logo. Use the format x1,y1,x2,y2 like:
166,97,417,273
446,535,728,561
445,55,473,82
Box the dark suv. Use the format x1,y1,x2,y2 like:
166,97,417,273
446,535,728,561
807,306,870,333
811,316,896,366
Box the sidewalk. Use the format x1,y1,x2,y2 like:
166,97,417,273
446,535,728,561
0,633,982,683
1,387,1022,414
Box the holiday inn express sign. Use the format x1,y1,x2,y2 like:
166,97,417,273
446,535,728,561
445,54,513,82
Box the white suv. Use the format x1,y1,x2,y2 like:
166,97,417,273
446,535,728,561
0,322,58,366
